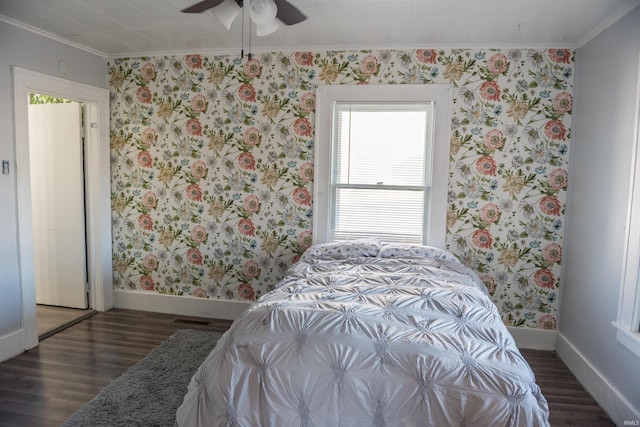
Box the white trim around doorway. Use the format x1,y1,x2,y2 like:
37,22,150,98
12,67,113,352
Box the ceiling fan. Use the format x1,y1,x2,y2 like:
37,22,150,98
181,0,307,36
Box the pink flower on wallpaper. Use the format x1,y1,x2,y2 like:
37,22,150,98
243,194,261,214
141,63,156,81
137,214,154,231
237,152,256,170
479,81,501,101
238,84,257,102
135,87,152,104
242,260,260,279
480,203,500,224
142,191,157,209
191,94,208,113
136,151,153,168
292,187,312,206
243,127,261,147
480,274,495,294
548,49,571,64
139,275,155,291
537,314,557,330
487,53,508,75
471,229,493,248
553,92,573,113
190,160,208,179
237,219,256,236
359,55,379,76
185,54,203,69
475,155,497,176
536,314,557,331
293,118,313,137
533,269,555,289
141,127,157,146
416,49,437,64
544,120,567,140
483,129,504,150
542,243,562,264
300,93,316,112
548,168,568,190
298,162,313,182
191,225,208,243
143,254,159,271
294,52,314,66
539,195,562,216
237,283,255,301
186,247,203,265
192,288,208,298
186,184,203,201
185,118,203,136
244,59,261,78
297,230,313,249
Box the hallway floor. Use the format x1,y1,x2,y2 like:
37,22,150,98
35,305,95,338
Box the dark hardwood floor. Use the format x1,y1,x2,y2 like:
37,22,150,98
0,309,233,427
0,309,613,426
520,349,614,426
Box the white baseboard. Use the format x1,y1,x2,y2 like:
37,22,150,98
0,329,24,363
507,326,557,350
556,332,640,425
113,290,252,320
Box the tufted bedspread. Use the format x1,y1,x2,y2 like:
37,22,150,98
176,240,550,426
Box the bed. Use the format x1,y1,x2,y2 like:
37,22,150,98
176,239,550,426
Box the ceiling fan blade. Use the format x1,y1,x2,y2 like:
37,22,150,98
273,0,306,25
181,0,226,13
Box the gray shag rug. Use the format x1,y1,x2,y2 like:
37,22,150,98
62,329,223,427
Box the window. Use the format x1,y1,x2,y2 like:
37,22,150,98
614,59,640,358
331,103,431,243
313,84,451,248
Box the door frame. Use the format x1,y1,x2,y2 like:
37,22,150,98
13,67,113,350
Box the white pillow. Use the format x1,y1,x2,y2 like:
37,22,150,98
300,238,383,262
377,243,459,262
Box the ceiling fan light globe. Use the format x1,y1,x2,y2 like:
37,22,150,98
213,0,241,30
255,20,280,36
252,0,268,13
250,0,277,25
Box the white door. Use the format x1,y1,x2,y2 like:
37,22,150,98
28,102,88,309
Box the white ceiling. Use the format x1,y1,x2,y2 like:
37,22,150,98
0,0,638,58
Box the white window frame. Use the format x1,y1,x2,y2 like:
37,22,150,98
613,56,640,358
313,84,452,248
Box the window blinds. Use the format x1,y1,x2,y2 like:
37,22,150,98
330,103,433,243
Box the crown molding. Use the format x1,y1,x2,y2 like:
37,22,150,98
577,0,640,48
0,14,108,58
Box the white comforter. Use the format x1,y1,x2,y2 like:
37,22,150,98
176,241,550,426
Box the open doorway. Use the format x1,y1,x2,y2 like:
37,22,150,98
27,93,95,338
13,67,113,353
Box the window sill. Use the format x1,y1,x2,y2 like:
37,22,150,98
613,321,640,358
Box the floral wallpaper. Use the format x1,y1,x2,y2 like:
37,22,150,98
109,48,573,330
